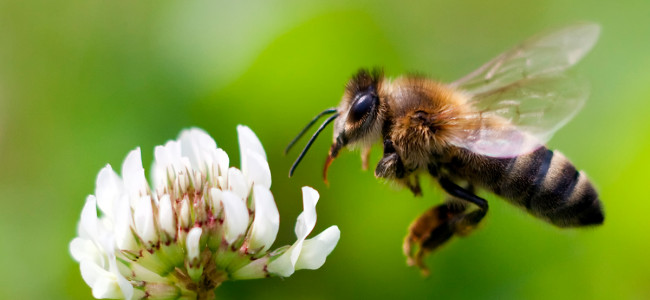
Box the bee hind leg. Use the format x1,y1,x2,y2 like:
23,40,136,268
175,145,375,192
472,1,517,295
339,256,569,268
403,179,488,275
403,202,465,276
438,177,488,211
439,178,488,236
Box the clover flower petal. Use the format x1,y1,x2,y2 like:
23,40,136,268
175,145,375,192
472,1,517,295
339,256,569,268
70,126,340,299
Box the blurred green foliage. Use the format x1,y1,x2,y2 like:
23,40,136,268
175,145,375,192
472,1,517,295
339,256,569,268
1,0,649,299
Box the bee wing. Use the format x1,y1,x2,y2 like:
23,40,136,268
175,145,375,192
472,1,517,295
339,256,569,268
451,22,599,94
450,75,589,157
448,23,599,158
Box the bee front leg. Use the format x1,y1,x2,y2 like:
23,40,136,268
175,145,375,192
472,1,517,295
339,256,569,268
374,139,422,196
374,139,406,179
361,146,371,171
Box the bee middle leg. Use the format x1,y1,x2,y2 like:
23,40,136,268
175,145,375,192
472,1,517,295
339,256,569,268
404,178,488,275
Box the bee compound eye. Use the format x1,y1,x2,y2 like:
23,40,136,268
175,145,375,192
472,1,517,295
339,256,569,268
350,93,377,122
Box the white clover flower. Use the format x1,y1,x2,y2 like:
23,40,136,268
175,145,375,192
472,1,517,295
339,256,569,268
70,126,340,300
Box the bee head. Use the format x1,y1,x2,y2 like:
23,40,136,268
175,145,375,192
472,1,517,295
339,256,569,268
286,68,385,182
330,68,384,155
325,69,385,180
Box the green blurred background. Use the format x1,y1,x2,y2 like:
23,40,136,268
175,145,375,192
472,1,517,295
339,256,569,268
2,0,649,299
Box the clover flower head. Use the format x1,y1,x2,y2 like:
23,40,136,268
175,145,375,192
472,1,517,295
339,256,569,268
70,126,340,299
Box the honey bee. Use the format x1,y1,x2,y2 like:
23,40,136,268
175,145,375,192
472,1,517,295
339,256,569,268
286,22,604,273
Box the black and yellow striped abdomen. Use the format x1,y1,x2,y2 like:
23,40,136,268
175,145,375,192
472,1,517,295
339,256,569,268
445,147,604,227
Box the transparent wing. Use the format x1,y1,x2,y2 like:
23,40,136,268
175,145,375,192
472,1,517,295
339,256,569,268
451,22,599,94
448,23,599,157
451,75,589,157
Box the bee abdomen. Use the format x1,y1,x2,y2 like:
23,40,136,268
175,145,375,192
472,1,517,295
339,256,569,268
496,148,604,227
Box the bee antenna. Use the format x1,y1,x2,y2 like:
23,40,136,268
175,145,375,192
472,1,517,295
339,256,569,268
284,108,338,155
289,113,339,177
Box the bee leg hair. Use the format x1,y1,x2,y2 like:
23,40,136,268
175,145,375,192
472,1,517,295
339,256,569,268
403,202,465,276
